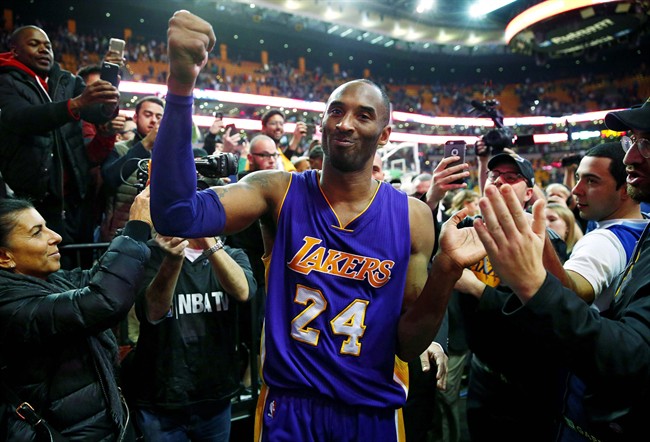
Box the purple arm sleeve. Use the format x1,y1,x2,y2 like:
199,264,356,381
150,93,226,237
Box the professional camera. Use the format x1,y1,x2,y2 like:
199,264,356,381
470,99,536,156
470,99,512,156
194,153,238,178
132,152,238,192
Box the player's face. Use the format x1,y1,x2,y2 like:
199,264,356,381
572,156,625,221
321,81,390,173
624,129,650,203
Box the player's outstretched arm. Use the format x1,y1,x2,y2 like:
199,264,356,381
151,10,283,238
397,200,486,361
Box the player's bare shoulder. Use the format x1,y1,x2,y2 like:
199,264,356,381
240,170,291,195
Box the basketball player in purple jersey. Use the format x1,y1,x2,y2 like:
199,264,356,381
150,11,486,441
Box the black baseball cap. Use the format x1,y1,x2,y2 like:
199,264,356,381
487,153,535,187
605,97,650,132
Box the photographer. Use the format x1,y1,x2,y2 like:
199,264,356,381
471,98,541,201
100,96,164,241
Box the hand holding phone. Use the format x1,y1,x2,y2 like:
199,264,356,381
100,61,120,87
443,140,467,185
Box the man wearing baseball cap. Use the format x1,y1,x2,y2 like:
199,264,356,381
606,97,650,207
605,97,650,133
486,152,536,206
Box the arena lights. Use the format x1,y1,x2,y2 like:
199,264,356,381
118,81,326,113
416,0,435,14
117,81,615,145
470,0,517,18
505,0,618,44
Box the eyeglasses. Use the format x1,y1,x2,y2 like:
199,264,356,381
487,170,525,184
621,136,650,159
251,152,279,159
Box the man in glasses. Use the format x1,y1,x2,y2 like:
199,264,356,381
485,152,536,205
609,98,650,202
245,135,279,174
259,109,304,172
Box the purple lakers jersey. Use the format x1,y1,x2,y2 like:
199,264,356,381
261,170,411,408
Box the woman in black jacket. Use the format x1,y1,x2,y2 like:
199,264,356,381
0,191,152,441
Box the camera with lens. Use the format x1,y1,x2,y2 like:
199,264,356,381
194,152,239,179
133,153,239,192
482,128,513,155
470,99,513,156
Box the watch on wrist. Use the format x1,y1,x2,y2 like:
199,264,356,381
202,237,224,259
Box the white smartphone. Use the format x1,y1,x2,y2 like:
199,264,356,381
109,38,125,58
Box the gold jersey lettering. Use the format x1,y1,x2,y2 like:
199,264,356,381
287,236,394,288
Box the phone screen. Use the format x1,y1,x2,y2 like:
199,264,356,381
444,141,467,185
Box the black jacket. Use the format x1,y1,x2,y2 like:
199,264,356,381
0,55,110,205
503,226,650,441
0,221,151,441
131,243,256,409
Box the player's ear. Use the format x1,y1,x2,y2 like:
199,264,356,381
377,126,391,147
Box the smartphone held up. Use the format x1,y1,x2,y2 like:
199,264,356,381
443,140,467,185
100,61,120,87
109,38,126,59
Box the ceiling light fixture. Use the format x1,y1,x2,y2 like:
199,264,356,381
416,0,435,14
469,0,517,18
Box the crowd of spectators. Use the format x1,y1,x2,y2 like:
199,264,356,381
2,10,650,442
0,19,645,226
3,21,646,118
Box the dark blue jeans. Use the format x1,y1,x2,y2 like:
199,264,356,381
136,403,231,442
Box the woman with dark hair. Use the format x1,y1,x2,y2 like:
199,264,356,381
0,190,152,441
